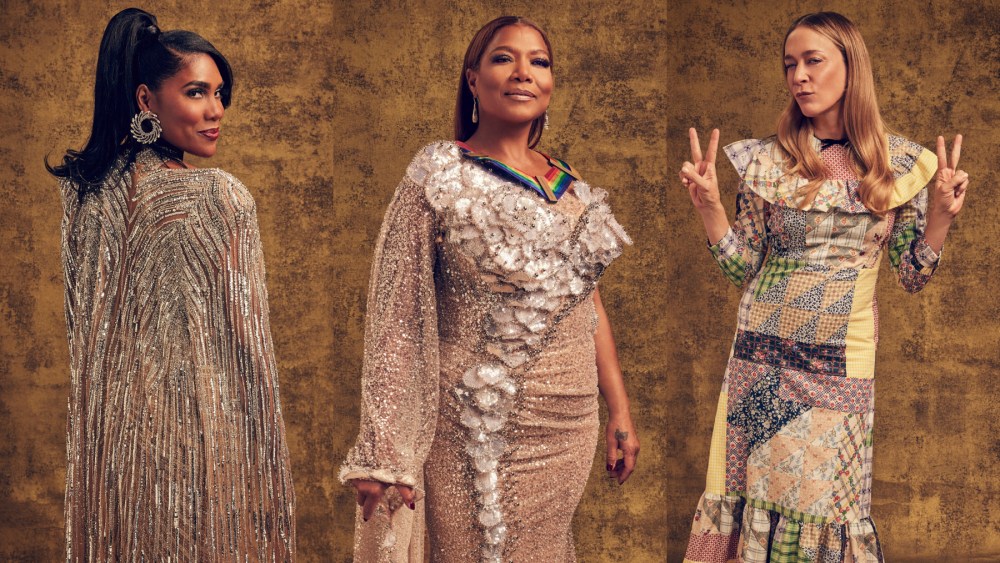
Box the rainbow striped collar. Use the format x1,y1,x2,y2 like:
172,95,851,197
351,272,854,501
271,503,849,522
455,141,579,203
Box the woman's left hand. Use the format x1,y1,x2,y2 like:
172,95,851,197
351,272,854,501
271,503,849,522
931,134,969,221
605,412,639,485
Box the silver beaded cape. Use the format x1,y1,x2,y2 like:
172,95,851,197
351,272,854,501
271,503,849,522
59,149,296,561
341,141,631,562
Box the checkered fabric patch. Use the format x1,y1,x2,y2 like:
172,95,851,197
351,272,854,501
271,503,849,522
753,256,808,299
733,330,847,376
779,370,873,413
769,519,802,562
745,497,829,524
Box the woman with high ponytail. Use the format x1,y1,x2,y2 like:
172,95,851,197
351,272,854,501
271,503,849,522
678,11,968,563
52,8,295,560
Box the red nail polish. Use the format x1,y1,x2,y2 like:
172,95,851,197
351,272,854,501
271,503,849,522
607,464,613,472
409,502,415,510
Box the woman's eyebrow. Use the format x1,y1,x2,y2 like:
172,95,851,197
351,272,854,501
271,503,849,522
784,49,825,60
489,45,550,57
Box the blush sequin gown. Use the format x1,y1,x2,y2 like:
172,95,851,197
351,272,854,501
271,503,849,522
340,141,631,562
60,149,296,561
683,135,939,563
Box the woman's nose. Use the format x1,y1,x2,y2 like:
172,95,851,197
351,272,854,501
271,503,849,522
793,64,808,83
510,59,532,82
206,97,224,121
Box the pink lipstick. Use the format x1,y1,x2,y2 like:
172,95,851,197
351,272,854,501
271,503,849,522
199,128,220,141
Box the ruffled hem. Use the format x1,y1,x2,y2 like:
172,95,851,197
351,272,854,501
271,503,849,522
684,493,883,563
722,135,936,213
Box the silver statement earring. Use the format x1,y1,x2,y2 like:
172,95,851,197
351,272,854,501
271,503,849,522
544,111,549,130
130,110,161,144
472,97,479,124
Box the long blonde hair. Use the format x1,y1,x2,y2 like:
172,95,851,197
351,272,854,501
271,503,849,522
776,12,894,212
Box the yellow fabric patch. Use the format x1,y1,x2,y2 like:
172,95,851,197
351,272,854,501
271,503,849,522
706,390,729,495
888,147,937,209
846,267,879,379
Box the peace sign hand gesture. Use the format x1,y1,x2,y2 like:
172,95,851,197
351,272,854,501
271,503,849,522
931,134,969,221
679,128,723,213
679,128,731,244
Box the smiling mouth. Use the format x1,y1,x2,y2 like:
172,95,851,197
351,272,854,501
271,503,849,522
199,128,220,140
505,90,536,99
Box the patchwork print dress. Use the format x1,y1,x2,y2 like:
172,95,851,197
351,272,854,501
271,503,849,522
341,141,631,562
683,135,939,563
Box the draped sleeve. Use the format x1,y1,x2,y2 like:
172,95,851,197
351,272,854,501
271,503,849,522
213,171,297,551
340,165,441,489
59,179,105,382
60,178,108,553
339,157,442,562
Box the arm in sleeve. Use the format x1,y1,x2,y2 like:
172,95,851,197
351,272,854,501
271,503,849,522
205,171,297,551
339,176,441,489
887,186,940,293
708,181,770,288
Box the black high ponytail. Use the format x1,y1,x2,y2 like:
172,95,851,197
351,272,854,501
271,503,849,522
48,8,234,197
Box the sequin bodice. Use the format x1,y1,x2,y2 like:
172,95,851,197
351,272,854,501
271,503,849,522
414,142,630,359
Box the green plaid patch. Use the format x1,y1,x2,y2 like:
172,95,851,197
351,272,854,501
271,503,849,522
718,254,749,287
742,496,830,525
709,232,752,288
753,256,808,299
887,223,917,270
770,520,805,562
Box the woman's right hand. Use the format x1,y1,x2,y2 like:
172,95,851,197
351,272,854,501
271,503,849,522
679,127,723,213
352,479,416,521
679,128,731,244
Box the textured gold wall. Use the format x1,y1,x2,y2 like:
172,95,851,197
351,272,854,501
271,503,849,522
0,0,996,561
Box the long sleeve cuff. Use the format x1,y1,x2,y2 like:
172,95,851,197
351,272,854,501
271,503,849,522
707,227,751,288
912,237,941,274
707,226,739,260
338,464,426,504
338,466,417,487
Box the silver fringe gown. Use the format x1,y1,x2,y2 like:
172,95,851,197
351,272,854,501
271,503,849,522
60,149,296,561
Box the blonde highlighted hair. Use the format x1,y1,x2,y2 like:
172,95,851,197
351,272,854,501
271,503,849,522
776,12,895,213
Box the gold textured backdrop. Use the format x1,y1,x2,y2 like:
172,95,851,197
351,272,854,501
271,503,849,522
0,0,996,561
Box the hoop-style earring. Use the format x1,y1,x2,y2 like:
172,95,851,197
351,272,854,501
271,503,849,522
130,110,161,144
472,97,479,124
544,111,549,130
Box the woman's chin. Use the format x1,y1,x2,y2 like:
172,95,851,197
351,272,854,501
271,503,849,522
795,102,818,118
494,113,544,127
185,145,218,159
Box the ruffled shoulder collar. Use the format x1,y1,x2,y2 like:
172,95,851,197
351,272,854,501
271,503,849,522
886,134,937,208
405,140,464,185
723,135,937,212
